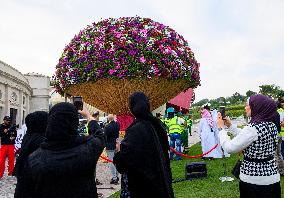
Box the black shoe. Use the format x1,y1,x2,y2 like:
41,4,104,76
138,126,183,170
110,178,119,185
96,179,103,185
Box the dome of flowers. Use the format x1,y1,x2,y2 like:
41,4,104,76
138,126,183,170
54,17,200,95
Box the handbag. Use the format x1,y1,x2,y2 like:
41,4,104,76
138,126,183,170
231,153,242,179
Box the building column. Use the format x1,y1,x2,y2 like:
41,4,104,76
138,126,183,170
4,84,10,117
19,90,23,128
27,95,31,114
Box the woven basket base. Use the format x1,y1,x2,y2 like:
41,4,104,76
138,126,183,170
65,78,191,114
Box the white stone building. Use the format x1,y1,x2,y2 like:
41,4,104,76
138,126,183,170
0,60,50,127
25,73,50,113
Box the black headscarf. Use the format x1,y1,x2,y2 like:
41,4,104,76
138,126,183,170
129,92,151,119
128,92,174,197
25,111,48,135
41,102,89,151
13,111,48,177
128,92,170,159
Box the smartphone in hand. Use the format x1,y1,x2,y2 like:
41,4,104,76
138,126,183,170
73,96,83,111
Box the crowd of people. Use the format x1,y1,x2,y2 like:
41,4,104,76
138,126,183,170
0,92,283,198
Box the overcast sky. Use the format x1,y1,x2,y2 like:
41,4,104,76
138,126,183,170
0,0,283,101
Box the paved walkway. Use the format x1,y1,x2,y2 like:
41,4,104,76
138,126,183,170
0,124,201,198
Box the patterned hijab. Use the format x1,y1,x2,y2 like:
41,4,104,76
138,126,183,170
201,109,214,128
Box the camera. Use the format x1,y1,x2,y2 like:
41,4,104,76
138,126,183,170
219,106,226,119
72,96,83,111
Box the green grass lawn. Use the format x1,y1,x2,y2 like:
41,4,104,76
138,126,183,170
109,143,284,198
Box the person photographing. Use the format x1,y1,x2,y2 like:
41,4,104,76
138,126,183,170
218,94,281,198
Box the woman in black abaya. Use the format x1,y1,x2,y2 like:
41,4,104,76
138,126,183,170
14,111,48,198
16,102,105,198
113,92,174,198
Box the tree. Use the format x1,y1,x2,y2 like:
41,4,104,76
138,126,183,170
246,90,256,97
277,89,284,98
192,98,209,107
259,84,284,99
217,97,226,104
227,92,245,104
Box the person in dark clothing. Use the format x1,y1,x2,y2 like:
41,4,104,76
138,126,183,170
88,111,101,136
274,112,281,133
113,92,174,198
0,116,17,179
17,102,105,198
88,111,103,186
104,114,120,184
14,111,48,197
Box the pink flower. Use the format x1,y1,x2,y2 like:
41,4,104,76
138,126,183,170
155,68,159,75
115,33,122,38
94,39,99,44
140,29,148,35
140,56,146,63
115,63,121,69
109,69,115,75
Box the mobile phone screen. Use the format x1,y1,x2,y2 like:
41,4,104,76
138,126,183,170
73,96,83,111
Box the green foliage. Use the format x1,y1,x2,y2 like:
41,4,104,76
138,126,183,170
246,90,256,97
226,109,245,118
226,92,246,105
226,104,245,111
191,104,245,120
192,99,209,107
192,107,201,120
109,143,284,197
192,84,283,110
259,84,284,99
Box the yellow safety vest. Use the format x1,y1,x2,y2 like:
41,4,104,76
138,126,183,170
168,116,183,134
278,108,284,137
163,118,170,130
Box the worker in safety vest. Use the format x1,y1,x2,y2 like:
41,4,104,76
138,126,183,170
182,112,192,154
163,108,172,133
165,108,186,160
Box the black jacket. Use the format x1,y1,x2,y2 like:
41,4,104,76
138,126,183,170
88,120,101,136
17,134,105,198
15,103,106,198
0,123,17,145
13,133,46,177
114,119,174,198
104,121,120,150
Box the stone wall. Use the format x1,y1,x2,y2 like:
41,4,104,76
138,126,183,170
0,60,32,127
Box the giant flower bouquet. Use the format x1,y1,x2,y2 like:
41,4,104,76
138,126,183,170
54,17,200,116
